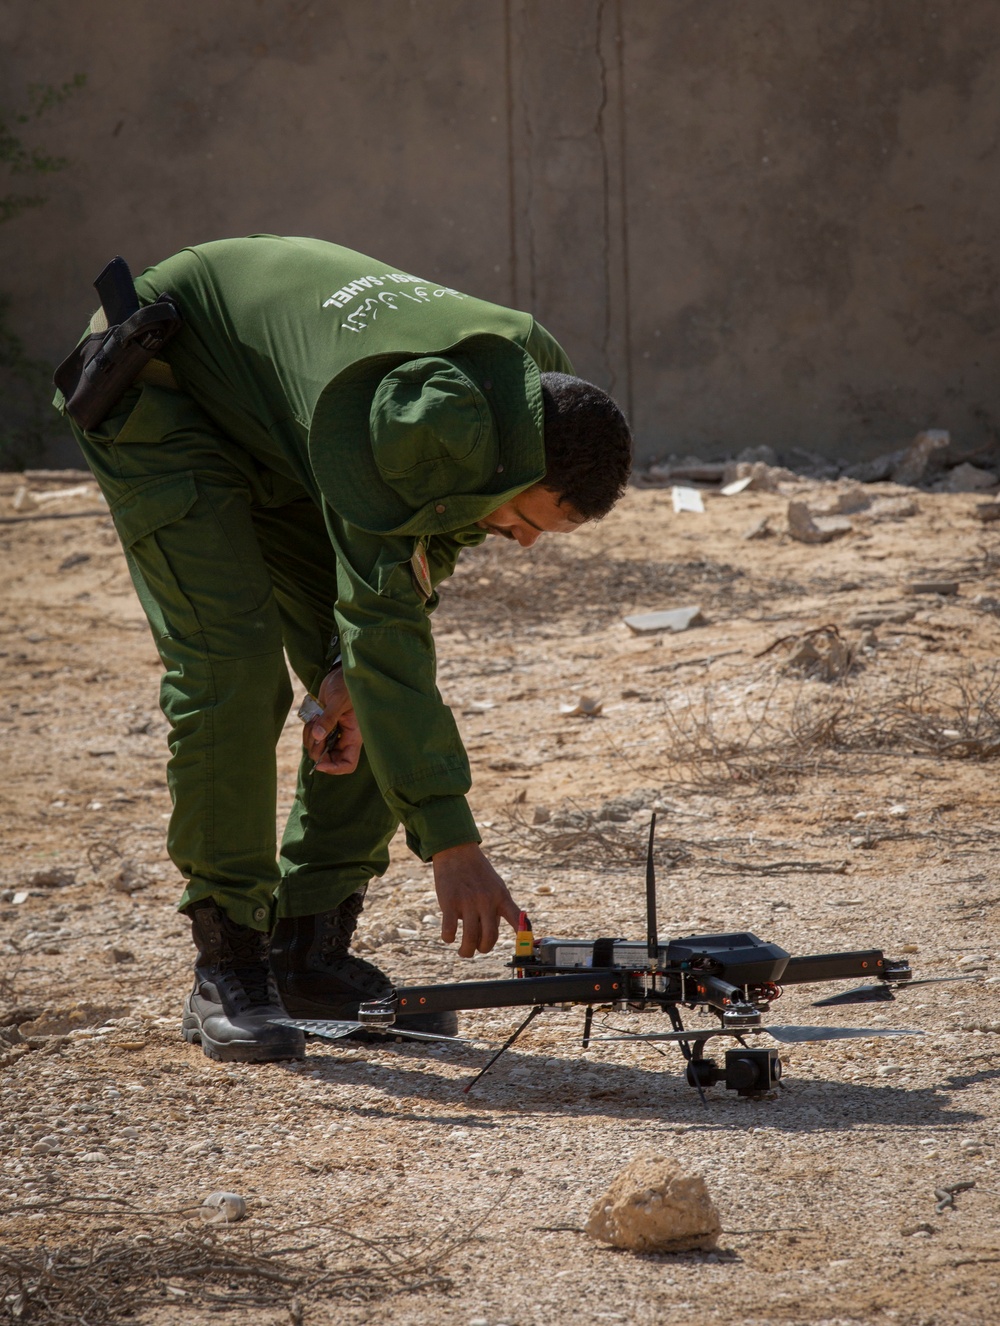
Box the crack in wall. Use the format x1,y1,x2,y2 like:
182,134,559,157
615,0,634,423
595,0,614,391
503,0,518,308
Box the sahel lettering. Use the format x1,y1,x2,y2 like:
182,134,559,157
322,271,432,310
336,284,466,333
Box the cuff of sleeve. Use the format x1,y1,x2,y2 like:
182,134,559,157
404,795,481,861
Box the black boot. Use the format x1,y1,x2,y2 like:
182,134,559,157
270,888,458,1036
182,900,305,1062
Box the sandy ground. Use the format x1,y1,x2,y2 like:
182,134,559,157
1,469,999,1325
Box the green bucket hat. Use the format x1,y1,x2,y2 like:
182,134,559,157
308,333,546,536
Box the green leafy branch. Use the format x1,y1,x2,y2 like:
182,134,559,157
0,73,86,467
0,75,86,224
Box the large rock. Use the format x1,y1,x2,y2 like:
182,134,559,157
585,1156,721,1253
842,449,905,484
891,429,951,487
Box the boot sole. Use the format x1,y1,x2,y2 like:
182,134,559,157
181,1012,305,1064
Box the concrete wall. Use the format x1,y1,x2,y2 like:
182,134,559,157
3,0,999,465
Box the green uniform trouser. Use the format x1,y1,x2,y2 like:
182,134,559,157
71,380,398,932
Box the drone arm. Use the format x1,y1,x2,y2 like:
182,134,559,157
779,949,895,985
393,971,623,1015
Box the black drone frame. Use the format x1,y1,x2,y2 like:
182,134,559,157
286,814,972,1099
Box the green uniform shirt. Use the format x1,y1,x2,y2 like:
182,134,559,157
134,235,573,859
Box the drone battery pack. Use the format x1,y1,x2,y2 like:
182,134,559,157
531,932,789,986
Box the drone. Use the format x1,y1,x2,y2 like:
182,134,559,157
283,815,975,1101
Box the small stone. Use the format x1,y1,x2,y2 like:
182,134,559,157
585,1155,721,1253
959,954,989,968
722,458,793,491
865,495,919,521
200,1191,247,1224
742,515,772,540
24,867,77,890
901,944,920,955
12,486,38,512
79,1151,108,1163
58,551,91,571
184,1139,222,1156
901,1222,936,1237
907,579,958,596
939,462,996,493
849,607,916,628
109,948,135,964
787,501,852,544
816,485,871,515
888,804,909,818
31,1137,60,1154
107,861,152,894
623,606,704,635
972,501,1000,523
532,805,551,825
891,429,951,487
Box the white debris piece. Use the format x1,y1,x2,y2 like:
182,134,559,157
34,484,95,504
623,607,704,635
672,485,705,513
559,696,603,717
720,475,754,496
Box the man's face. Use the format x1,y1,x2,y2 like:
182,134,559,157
476,485,585,548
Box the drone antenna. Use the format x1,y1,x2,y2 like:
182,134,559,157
646,811,658,965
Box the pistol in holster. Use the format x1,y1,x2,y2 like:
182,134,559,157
53,256,183,431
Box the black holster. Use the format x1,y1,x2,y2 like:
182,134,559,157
54,257,183,431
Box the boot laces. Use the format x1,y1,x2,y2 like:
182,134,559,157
316,891,367,963
327,952,392,999
219,916,272,1009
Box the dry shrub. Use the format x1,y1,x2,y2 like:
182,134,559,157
489,801,691,869
0,1201,473,1323
658,662,1000,790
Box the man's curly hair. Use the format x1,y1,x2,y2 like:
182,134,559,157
539,372,632,520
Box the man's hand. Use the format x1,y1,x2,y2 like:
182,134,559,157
432,842,521,957
305,666,363,775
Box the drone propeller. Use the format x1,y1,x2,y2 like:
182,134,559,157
593,1024,922,1045
274,1018,482,1046
761,1024,922,1044
812,975,980,1007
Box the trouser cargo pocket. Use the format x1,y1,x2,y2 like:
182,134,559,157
110,470,278,649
